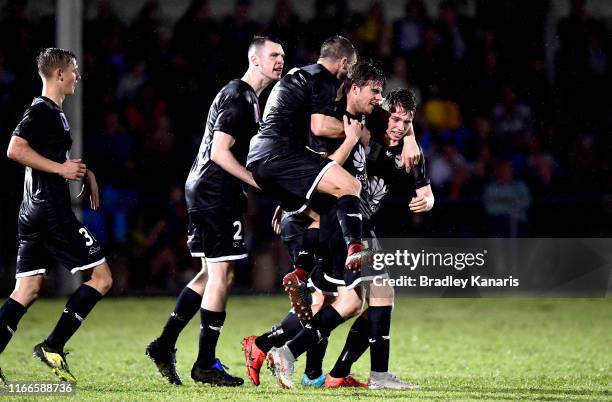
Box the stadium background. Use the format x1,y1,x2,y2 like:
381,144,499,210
0,0,610,295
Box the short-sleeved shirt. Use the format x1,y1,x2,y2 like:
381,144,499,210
12,96,73,211
185,79,260,212
246,63,340,166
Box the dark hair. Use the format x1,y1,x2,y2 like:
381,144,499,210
36,48,76,78
382,88,417,113
248,35,282,56
344,60,386,90
319,35,356,61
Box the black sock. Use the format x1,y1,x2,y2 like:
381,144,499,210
336,195,362,244
329,313,370,378
157,287,202,348
46,284,103,351
288,304,344,358
195,309,226,369
294,228,319,274
255,311,303,353
305,336,328,379
368,306,392,372
0,298,27,354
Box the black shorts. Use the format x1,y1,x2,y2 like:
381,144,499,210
280,212,337,296
316,208,387,290
187,209,247,262
16,204,106,278
251,149,336,213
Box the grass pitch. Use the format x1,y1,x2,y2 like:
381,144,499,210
0,296,610,401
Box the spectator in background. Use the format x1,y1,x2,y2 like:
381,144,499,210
392,0,428,56
491,83,533,156
483,160,531,236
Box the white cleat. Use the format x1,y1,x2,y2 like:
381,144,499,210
368,371,420,390
266,346,295,389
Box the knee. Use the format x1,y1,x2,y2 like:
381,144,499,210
12,282,41,305
91,272,113,295
225,269,235,288
346,178,361,196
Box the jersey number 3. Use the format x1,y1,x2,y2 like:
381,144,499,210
79,228,94,246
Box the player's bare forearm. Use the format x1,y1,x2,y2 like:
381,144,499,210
211,148,260,190
7,136,86,180
329,135,359,165
311,114,344,138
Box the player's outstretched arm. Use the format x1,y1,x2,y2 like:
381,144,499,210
311,113,345,138
210,131,260,190
409,184,434,213
400,124,420,172
7,136,86,180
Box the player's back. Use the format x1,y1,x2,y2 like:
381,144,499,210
185,79,259,213
247,63,339,166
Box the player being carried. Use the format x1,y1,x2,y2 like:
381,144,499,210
242,84,433,389
146,36,285,386
0,48,113,383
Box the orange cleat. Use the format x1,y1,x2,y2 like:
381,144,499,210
324,373,368,388
240,336,266,386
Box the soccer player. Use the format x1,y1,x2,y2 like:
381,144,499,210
242,60,384,387
0,48,113,383
146,36,285,386
246,35,373,272
265,88,433,389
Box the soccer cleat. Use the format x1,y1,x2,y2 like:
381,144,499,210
324,373,368,388
266,346,295,389
301,373,325,388
145,339,182,385
368,371,420,389
345,243,373,270
191,359,244,387
0,367,8,386
282,270,312,320
32,342,76,383
241,336,265,386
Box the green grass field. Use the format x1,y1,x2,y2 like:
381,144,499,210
0,296,610,401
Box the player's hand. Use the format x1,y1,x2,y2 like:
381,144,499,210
85,170,100,210
409,195,434,213
400,135,420,172
343,115,367,144
271,205,282,235
59,159,87,180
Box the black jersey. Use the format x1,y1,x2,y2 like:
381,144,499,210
185,79,260,212
340,108,429,220
247,63,339,166
12,96,73,210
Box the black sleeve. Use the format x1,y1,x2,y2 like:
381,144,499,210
12,104,46,144
311,75,337,116
412,146,430,189
213,94,251,139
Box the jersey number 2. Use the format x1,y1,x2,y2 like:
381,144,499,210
232,221,243,241
79,228,94,246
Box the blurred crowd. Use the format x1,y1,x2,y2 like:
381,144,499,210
0,0,610,292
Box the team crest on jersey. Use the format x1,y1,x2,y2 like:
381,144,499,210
59,112,70,131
